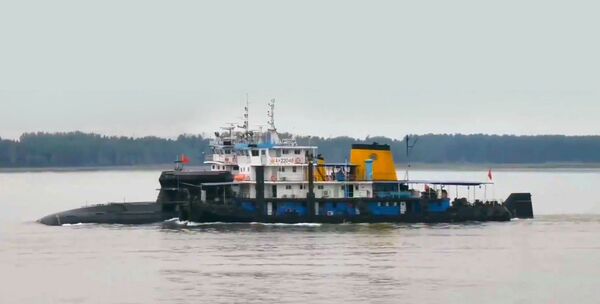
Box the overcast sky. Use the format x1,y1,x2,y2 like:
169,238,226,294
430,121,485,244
1,0,598,140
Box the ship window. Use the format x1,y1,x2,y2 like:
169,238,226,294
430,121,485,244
294,149,301,155
341,186,345,190
377,202,382,207
292,167,297,173
251,150,259,156
285,185,292,190
276,150,282,156
385,202,389,207
283,149,289,154
300,185,305,190
279,167,286,172
212,165,215,169
393,202,397,206
317,185,324,190
355,185,359,190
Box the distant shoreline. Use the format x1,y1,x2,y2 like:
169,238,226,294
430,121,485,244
0,164,192,173
398,162,600,171
3,162,600,173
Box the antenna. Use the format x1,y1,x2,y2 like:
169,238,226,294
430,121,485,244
404,135,419,181
267,98,276,131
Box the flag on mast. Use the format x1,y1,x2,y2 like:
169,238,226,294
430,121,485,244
488,168,493,181
181,154,191,165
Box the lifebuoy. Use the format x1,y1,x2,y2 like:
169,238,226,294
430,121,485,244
271,175,277,182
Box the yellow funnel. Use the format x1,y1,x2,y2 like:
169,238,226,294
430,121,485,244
350,143,397,181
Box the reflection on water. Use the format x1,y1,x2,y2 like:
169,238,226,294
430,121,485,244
2,170,600,303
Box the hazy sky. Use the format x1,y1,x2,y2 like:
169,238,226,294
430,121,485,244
1,0,598,140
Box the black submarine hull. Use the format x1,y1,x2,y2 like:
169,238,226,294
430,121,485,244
38,170,233,226
38,202,178,226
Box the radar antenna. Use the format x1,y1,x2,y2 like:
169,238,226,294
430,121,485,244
221,123,235,139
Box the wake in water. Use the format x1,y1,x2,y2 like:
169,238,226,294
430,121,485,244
249,222,322,227
160,218,322,229
61,223,93,227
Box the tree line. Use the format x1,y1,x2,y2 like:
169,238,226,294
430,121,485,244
1,132,600,167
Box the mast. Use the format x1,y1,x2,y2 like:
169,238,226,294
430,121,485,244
238,94,250,141
404,135,418,181
267,98,276,131
266,98,280,144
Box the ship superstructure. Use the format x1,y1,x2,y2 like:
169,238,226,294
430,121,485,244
167,99,532,223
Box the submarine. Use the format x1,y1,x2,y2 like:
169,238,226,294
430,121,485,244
39,101,533,226
38,171,232,226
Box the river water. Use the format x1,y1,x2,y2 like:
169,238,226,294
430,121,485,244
1,169,600,303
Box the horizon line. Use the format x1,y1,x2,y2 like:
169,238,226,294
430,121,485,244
3,130,600,142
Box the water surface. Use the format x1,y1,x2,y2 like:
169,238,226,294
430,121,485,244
1,169,599,303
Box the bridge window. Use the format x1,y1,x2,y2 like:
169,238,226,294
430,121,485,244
292,167,297,173
251,150,259,156
294,149,301,154
317,185,324,190
285,185,292,190
283,149,289,154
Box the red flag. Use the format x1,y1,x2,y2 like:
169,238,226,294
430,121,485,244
181,154,191,165
488,169,493,181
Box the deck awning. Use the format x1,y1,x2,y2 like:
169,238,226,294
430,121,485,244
398,179,493,186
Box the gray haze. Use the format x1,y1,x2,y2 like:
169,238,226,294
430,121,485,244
1,0,598,140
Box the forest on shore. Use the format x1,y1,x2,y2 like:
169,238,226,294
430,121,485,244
1,132,600,168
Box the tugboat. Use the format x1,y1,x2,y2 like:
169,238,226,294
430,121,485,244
39,99,533,226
